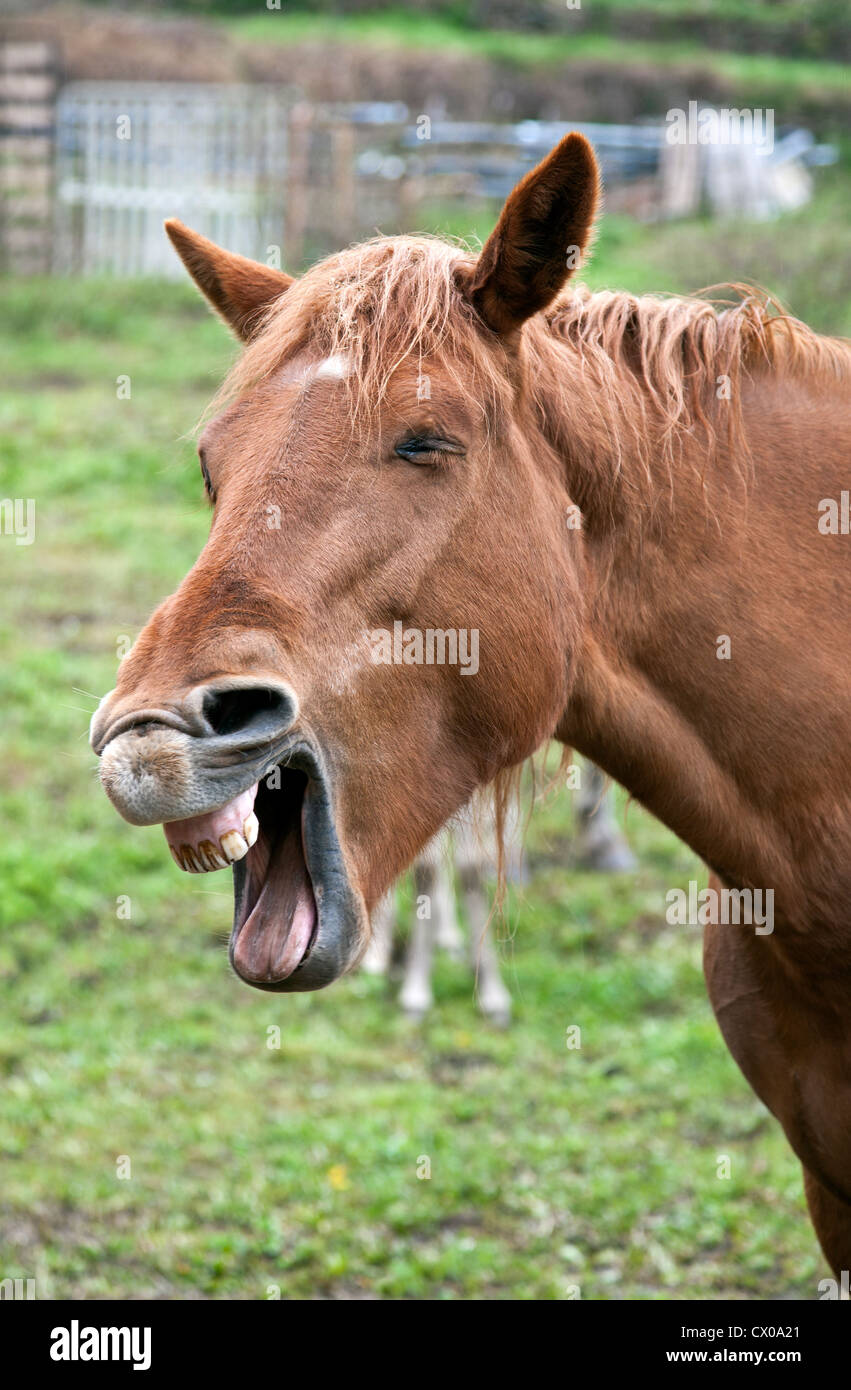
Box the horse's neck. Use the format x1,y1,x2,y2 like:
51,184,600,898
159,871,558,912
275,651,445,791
556,367,851,924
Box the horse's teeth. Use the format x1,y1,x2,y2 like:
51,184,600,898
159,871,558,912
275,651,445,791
181,844,202,873
169,816,259,873
220,829,249,863
198,840,227,870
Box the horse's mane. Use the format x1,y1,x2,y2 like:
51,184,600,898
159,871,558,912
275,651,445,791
215,233,849,455
530,280,849,490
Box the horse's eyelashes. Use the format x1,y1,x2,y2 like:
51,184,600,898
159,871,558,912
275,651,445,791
198,452,217,503
394,437,465,467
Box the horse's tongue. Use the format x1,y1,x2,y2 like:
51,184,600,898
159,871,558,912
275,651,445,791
232,824,317,983
164,784,258,872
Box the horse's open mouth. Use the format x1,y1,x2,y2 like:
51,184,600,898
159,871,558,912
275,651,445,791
229,772,318,986
162,741,364,992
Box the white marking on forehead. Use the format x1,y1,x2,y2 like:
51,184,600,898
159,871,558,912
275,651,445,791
314,353,350,380
277,353,351,388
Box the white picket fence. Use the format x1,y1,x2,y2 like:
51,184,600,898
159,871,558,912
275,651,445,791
51,85,675,276
38,79,837,278
54,82,290,276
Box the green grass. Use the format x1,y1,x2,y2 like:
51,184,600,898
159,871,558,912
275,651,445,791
0,200,838,1297
162,0,845,29
223,10,851,103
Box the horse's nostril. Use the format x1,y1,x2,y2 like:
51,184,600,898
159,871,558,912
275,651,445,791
202,685,294,738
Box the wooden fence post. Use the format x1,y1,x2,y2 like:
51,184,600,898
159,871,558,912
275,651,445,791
0,40,59,274
658,136,701,220
285,101,312,271
330,119,355,250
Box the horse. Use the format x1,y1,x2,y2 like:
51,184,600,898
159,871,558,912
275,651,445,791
363,763,634,1022
363,807,516,1025
89,133,851,1275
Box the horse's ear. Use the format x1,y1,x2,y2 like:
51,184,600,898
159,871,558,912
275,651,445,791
164,220,294,340
457,133,599,338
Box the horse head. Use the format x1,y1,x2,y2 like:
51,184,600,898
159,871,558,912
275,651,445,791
90,135,598,991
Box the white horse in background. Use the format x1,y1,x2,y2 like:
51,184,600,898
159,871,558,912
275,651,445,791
363,762,634,1024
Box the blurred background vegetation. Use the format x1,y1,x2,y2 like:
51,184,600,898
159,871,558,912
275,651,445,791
0,0,847,1298
70,0,851,63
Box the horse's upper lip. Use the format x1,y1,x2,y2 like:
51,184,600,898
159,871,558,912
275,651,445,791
92,705,201,754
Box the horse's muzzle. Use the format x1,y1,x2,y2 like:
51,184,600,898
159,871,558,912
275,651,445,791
90,676,298,823
90,678,367,992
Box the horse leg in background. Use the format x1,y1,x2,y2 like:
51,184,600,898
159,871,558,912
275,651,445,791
703,874,851,1275
575,759,635,871
361,888,396,975
430,839,465,962
455,813,512,1028
398,834,452,1019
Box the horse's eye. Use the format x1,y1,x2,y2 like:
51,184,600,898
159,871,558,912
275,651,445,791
198,450,216,503
394,437,465,466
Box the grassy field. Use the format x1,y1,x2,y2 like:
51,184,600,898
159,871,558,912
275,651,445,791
224,9,851,106
0,188,842,1298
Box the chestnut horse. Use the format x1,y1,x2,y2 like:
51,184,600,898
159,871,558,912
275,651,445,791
90,135,851,1275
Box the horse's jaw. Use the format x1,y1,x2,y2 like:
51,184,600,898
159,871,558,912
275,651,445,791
93,705,367,992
